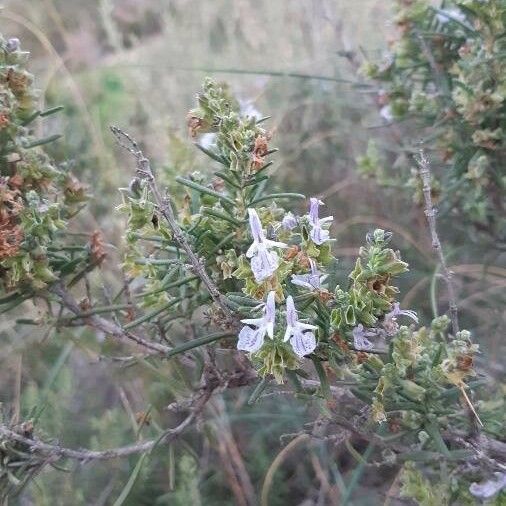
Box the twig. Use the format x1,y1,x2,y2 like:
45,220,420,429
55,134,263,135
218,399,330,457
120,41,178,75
0,384,213,462
109,126,236,326
0,411,195,461
417,152,459,334
418,152,482,436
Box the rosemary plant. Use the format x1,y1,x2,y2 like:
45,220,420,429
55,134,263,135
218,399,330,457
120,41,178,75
0,37,504,504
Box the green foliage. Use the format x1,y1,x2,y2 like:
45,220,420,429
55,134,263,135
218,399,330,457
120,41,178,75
0,35,91,295
0,24,503,504
331,229,408,332
361,0,506,244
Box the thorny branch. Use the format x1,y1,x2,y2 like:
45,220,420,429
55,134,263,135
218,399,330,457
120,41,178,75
109,126,236,327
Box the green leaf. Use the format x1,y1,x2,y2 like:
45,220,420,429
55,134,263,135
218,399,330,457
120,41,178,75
175,176,235,206
248,377,269,405
424,420,450,457
201,207,242,226
23,134,62,149
112,452,149,506
249,192,305,206
194,142,228,165
312,358,331,400
167,332,235,357
40,105,64,117
123,298,182,330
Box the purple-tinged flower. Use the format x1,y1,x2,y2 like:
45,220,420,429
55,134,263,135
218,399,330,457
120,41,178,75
382,302,418,335
470,472,506,500
237,291,276,353
6,38,20,53
246,209,287,282
380,105,393,122
283,296,317,357
352,324,376,350
291,259,327,291
386,303,418,323
282,212,298,230
308,198,333,245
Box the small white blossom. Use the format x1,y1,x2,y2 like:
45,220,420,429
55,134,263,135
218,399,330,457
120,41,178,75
282,212,298,230
291,259,327,291
283,296,317,357
308,198,333,245
237,291,276,353
246,209,287,282
380,105,393,122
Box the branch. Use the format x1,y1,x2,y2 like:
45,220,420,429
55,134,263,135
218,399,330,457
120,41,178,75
0,365,258,463
51,283,173,355
109,126,236,327
2,396,206,462
0,413,195,461
417,152,487,437
417,152,459,334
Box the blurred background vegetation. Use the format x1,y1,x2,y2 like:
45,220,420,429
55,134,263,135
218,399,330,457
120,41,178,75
0,0,503,504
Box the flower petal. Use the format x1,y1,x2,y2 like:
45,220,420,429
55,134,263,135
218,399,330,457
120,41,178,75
248,208,264,243
251,248,278,282
282,212,298,230
290,329,316,357
291,274,314,289
309,198,321,225
352,324,374,350
264,291,276,338
237,325,265,353
310,226,330,245
285,296,298,327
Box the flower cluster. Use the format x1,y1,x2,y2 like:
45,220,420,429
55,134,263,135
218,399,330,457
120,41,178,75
360,0,506,245
122,79,428,385
238,291,317,358
112,79,502,500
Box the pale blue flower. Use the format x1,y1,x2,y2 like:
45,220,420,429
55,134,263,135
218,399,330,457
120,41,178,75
6,38,20,53
470,472,506,500
291,259,327,290
308,198,333,245
237,291,276,353
382,302,418,335
282,212,298,230
246,209,287,282
352,324,376,350
385,302,418,323
283,296,317,357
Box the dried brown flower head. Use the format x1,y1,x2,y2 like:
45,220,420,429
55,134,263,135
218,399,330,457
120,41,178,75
89,230,107,265
251,134,270,172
